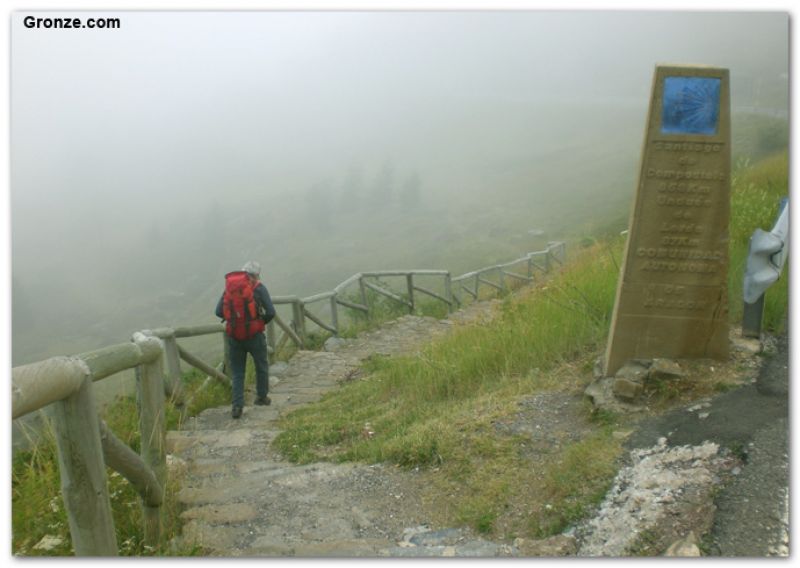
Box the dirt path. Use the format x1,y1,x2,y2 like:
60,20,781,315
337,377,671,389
167,301,517,557
167,302,789,557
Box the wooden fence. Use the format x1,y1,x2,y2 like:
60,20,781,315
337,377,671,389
10,241,565,556
266,241,566,357
11,326,232,555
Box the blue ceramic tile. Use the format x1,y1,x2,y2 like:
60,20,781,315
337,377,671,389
661,76,721,135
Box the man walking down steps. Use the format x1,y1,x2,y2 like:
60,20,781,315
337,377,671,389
216,261,277,419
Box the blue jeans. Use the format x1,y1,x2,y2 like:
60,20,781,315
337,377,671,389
227,332,269,408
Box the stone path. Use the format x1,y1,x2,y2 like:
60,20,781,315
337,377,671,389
166,302,518,557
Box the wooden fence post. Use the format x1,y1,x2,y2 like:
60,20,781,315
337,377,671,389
359,276,370,319
444,273,453,313
51,374,118,556
162,335,184,407
330,294,339,336
292,300,306,347
135,340,166,549
406,274,415,313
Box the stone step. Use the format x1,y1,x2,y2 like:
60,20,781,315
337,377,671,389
184,406,281,431
166,305,512,557
166,428,279,455
181,457,293,480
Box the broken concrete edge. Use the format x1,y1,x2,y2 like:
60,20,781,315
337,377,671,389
588,329,765,409
588,356,686,408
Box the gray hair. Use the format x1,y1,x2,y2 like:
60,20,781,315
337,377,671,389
242,261,261,276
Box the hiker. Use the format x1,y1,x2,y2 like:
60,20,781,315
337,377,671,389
215,261,276,419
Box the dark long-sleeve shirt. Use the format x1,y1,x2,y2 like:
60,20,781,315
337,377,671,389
216,281,276,324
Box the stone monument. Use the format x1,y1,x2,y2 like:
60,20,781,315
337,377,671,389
604,65,730,376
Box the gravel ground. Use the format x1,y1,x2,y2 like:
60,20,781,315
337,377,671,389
620,331,790,557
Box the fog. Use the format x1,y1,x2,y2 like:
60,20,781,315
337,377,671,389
11,11,789,365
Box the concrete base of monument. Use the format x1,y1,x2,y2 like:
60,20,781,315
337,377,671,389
584,377,648,414
585,329,763,414
586,357,686,412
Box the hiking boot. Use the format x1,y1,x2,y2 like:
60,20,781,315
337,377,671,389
232,406,243,419
254,396,271,406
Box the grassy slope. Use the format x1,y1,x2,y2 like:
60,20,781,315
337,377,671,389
274,150,789,538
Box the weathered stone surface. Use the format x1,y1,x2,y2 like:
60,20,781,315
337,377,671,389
32,535,64,552
613,377,644,401
605,65,731,376
212,429,253,448
186,459,233,477
664,531,701,557
178,520,248,553
616,361,650,382
409,528,464,546
382,540,513,558
514,535,578,556
584,378,646,414
592,357,605,380
576,440,722,556
455,540,512,557
323,336,351,352
292,538,390,557
269,361,289,376
648,359,685,382
381,545,452,557
180,503,259,523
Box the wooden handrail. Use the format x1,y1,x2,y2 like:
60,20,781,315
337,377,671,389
12,357,91,421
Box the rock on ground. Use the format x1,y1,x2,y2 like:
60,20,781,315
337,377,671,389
575,439,733,556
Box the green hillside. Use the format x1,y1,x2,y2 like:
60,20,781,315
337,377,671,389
274,150,789,538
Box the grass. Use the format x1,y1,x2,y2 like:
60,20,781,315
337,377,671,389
727,152,789,333
278,244,618,456
274,243,623,536
274,150,789,539
11,425,72,556
529,428,622,536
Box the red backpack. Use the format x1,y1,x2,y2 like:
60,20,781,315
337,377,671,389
222,271,266,340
